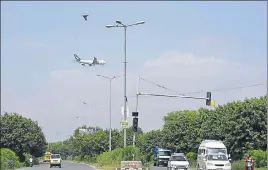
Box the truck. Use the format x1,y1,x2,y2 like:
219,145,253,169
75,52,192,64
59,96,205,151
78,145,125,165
153,147,171,167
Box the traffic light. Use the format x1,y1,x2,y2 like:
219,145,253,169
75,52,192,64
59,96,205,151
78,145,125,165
206,92,211,106
132,112,139,117
133,117,138,132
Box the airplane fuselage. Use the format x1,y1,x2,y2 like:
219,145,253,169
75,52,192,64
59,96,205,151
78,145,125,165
80,60,93,64
95,60,106,65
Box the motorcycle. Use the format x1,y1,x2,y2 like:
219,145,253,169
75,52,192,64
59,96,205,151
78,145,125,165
29,162,33,167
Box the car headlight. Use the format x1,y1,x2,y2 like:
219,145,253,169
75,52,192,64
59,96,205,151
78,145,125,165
207,163,214,166
171,165,177,168
225,163,231,166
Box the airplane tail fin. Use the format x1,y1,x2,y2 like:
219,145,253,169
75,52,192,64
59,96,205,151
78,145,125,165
93,57,97,64
74,54,81,61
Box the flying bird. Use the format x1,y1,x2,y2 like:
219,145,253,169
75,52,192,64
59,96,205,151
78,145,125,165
82,15,88,21
83,102,87,105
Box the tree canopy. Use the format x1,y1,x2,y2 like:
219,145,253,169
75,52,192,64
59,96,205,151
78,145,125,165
49,95,267,162
0,112,47,161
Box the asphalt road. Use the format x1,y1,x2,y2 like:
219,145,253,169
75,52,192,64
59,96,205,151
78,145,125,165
149,165,196,170
18,161,96,170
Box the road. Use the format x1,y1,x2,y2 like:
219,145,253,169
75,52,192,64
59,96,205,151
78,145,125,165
150,165,196,170
18,162,197,170
18,161,96,170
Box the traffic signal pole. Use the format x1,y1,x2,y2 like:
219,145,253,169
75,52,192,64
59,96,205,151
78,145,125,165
133,77,140,147
137,92,214,106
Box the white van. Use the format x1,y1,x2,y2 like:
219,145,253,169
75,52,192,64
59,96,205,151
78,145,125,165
197,140,231,170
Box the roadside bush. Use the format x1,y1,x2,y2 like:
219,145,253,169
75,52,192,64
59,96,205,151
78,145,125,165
249,149,267,168
186,152,196,167
0,148,22,169
232,160,244,170
74,156,80,161
96,146,141,167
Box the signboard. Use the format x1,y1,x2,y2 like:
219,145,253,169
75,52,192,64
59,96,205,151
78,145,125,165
120,120,129,129
79,128,99,134
121,161,142,169
121,106,129,118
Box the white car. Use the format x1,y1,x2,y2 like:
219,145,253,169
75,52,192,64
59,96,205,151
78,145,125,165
50,154,62,168
201,154,231,170
167,154,190,170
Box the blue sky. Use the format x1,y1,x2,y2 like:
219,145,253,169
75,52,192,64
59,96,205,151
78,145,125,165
1,1,267,141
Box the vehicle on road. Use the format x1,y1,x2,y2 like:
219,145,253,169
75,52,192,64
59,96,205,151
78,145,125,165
44,152,52,162
153,147,172,167
50,154,62,168
167,153,190,170
197,140,231,170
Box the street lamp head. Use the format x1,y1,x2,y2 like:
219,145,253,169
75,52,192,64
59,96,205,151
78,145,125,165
106,25,114,28
136,21,145,25
116,20,122,24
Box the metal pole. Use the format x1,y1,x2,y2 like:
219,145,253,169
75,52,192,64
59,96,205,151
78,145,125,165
123,26,127,148
133,77,140,147
109,79,112,151
133,134,135,147
97,74,123,151
136,76,140,112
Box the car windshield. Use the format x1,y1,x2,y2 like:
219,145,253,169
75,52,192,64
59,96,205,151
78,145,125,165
171,156,187,161
208,148,227,155
159,151,171,156
208,155,228,161
51,154,61,159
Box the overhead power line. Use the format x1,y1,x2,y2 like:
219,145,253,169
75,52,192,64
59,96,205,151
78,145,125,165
139,77,185,96
139,77,266,96
183,83,266,95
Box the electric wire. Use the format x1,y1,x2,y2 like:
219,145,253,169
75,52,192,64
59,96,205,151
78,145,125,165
139,77,266,96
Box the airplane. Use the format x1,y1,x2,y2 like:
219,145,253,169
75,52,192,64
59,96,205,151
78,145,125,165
74,54,106,66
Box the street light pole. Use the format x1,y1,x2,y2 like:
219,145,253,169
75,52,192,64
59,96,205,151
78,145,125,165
109,78,112,151
96,74,123,151
106,20,145,148
123,25,127,150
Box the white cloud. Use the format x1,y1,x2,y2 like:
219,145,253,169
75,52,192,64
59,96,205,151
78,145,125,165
1,52,266,142
144,51,235,67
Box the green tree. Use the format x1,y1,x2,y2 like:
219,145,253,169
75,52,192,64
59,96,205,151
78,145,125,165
0,112,47,161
